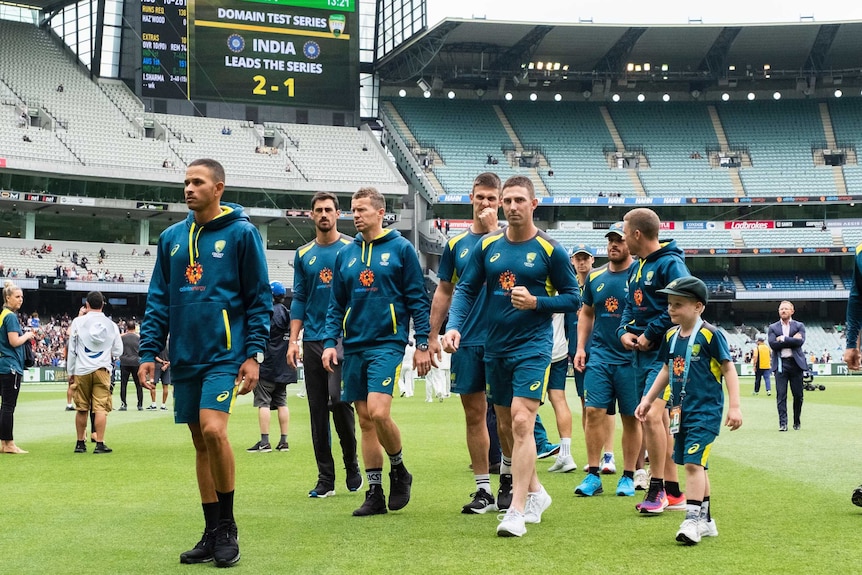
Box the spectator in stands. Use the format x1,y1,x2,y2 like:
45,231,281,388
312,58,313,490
548,169,554,177
143,248,151,256
22,135,31,143
766,281,773,289
221,126,231,135
117,274,125,283
99,248,106,260
362,143,368,151
56,84,64,92
768,301,807,432
444,220,450,234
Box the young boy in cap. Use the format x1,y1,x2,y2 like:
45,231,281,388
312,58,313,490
634,276,742,545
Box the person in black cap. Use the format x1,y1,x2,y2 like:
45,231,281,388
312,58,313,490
247,281,296,453
636,275,742,545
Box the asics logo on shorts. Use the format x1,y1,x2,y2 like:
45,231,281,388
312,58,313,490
217,391,231,402
529,381,542,391
687,443,700,454
382,377,392,387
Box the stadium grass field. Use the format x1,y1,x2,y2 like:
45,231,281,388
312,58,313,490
2,375,860,574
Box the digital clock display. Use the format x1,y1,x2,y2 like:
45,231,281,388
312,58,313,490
141,0,357,111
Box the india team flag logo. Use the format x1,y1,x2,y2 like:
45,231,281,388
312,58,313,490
329,14,346,37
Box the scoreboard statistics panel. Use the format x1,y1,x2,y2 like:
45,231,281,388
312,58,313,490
142,0,358,110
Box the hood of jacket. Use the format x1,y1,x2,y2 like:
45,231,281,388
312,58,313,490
645,238,685,264
183,202,248,230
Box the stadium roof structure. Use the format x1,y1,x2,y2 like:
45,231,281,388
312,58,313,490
1,0,76,14
375,18,862,96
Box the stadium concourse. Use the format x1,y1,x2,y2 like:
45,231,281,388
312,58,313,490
1,12,861,363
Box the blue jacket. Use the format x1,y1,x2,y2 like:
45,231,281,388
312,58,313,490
617,239,689,345
139,203,272,368
767,319,807,372
324,228,430,353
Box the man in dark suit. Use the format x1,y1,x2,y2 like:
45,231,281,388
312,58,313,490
767,301,807,431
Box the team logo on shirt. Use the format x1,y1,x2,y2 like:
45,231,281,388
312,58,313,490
348,257,357,267
604,296,619,313
499,270,516,292
596,283,605,292
185,262,203,285
633,288,643,306
673,356,685,376
525,252,537,268
490,252,501,263
691,344,701,360
319,268,333,284
359,269,375,287
380,253,390,266
460,248,469,259
308,256,317,266
212,240,226,259
170,244,180,256
646,271,654,283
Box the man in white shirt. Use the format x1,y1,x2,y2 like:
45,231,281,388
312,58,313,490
67,291,122,453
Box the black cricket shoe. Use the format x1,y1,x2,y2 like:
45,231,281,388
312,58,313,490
308,482,336,498
179,530,215,564
74,441,86,453
213,520,240,568
461,489,497,514
346,463,363,492
352,484,387,516
93,443,113,454
497,474,513,511
852,485,862,508
388,467,413,511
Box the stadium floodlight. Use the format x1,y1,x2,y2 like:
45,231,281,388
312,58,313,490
554,93,562,102
835,89,843,98
423,90,431,98
505,92,513,101
529,93,538,101
447,91,455,99
747,92,756,100
721,92,730,101
612,93,621,102
398,89,406,97
637,93,645,102
773,91,781,100
662,93,670,102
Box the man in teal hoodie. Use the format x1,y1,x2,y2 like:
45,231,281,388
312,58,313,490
139,158,271,568
322,186,431,517
617,207,690,515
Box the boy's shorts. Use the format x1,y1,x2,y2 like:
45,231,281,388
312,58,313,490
341,348,402,403
449,345,487,395
485,354,550,407
253,378,288,409
672,424,716,468
171,364,241,424
73,368,113,413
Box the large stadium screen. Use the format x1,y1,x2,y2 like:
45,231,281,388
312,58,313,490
141,0,358,110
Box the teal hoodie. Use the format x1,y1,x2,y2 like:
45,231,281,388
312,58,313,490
323,228,430,353
617,239,690,345
139,203,272,368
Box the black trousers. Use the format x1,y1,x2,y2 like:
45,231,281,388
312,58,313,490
303,341,358,485
120,365,143,408
775,359,804,427
0,372,22,441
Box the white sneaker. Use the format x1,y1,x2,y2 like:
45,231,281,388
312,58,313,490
547,454,577,473
699,518,718,537
675,518,702,545
496,508,527,537
524,487,552,524
600,452,616,474
633,469,649,491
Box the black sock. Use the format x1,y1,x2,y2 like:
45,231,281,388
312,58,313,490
649,477,664,492
387,449,404,468
588,466,601,476
704,495,711,520
665,481,682,498
202,502,220,532
623,470,634,479
216,490,235,523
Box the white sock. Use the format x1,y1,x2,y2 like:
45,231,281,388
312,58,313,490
559,437,571,458
475,474,491,494
500,456,512,475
